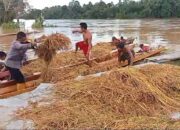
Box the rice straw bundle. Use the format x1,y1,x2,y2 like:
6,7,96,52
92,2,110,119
36,33,71,65
18,64,180,129
23,42,115,81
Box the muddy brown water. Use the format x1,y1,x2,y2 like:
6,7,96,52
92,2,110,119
0,19,180,64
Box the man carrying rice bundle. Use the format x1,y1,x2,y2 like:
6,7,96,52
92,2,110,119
5,32,37,90
73,22,92,65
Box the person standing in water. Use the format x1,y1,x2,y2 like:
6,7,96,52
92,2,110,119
73,22,92,65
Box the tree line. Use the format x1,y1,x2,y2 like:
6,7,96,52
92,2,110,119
23,0,180,19
0,0,180,24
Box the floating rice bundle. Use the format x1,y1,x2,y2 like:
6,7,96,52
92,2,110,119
36,33,71,65
18,64,180,129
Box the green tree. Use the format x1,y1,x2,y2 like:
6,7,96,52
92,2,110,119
0,0,28,24
22,0,180,19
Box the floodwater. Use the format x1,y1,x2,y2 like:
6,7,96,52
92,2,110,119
0,83,53,129
0,19,180,63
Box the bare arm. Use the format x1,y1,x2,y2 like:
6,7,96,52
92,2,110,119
126,47,134,66
72,29,82,34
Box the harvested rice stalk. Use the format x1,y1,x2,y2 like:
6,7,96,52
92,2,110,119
34,33,71,81
17,64,180,129
36,33,71,65
22,42,115,82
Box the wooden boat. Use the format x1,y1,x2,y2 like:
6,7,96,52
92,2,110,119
56,47,165,69
79,47,166,76
0,31,41,37
0,72,41,99
0,48,165,99
121,47,165,66
98,47,166,67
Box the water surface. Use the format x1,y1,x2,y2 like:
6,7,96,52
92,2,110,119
0,19,180,62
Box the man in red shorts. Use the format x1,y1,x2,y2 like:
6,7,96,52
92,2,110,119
73,22,92,64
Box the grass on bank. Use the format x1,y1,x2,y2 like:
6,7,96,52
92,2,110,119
32,16,44,28
1,22,19,29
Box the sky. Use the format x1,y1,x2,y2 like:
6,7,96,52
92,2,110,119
28,0,120,9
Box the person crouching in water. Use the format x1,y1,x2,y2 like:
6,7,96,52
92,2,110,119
117,42,135,66
5,32,36,90
139,44,150,53
73,22,92,66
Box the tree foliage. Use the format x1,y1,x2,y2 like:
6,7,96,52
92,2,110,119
23,0,180,19
0,0,28,24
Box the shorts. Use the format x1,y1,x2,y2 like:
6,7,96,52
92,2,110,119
76,41,90,56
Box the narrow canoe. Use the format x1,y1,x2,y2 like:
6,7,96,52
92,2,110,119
57,47,165,69
0,72,41,99
0,31,41,37
80,47,166,76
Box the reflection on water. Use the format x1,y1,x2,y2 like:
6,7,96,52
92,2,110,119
0,19,180,61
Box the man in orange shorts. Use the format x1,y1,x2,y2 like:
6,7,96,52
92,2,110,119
73,22,92,64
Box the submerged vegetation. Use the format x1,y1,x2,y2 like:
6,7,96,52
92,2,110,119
23,0,180,19
1,22,19,29
32,15,44,28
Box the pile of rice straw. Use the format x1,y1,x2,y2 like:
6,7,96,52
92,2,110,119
36,33,71,65
18,64,180,129
22,42,115,82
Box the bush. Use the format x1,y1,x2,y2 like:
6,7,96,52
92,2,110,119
1,22,19,29
32,16,44,28
32,21,43,28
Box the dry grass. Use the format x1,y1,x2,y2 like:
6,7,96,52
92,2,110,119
18,64,180,129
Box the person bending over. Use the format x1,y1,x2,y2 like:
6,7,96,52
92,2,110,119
5,31,36,90
117,42,135,66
